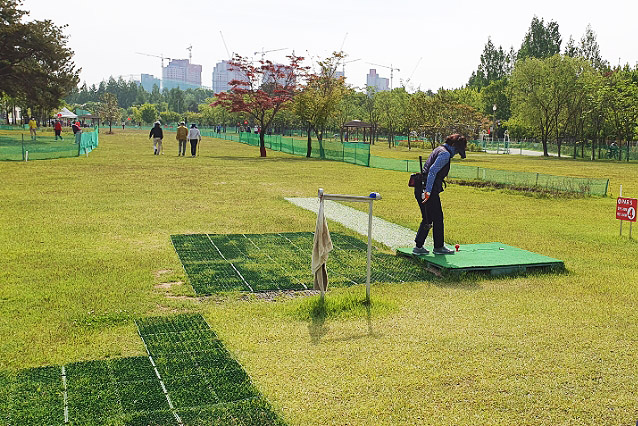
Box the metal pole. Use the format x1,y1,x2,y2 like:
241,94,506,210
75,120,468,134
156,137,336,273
620,185,623,236
318,189,325,301
366,200,373,303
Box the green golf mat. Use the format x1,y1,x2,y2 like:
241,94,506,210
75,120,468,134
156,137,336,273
396,243,564,275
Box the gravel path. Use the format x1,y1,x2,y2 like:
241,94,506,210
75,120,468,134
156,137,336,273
285,197,417,250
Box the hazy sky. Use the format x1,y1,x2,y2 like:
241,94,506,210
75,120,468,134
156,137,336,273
22,0,638,92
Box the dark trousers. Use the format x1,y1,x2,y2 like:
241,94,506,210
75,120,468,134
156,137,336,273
190,139,198,156
415,190,444,249
54,129,62,140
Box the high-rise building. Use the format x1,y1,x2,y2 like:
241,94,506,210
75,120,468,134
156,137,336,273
211,60,246,94
162,59,202,90
140,73,161,92
366,69,389,92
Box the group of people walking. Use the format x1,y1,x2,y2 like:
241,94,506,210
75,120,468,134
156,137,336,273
149,121,201,157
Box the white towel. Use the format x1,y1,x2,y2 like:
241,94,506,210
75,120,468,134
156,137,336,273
311,199,333,291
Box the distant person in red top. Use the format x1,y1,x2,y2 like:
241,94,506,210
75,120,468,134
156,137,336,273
54,120,63,140
71,121,82,144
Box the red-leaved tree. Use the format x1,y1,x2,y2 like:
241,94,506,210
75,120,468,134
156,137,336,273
213,54,307,157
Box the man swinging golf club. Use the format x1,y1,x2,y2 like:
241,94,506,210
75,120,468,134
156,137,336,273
413,133,467,255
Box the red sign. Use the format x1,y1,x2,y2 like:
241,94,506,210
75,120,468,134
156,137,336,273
616,197,637,222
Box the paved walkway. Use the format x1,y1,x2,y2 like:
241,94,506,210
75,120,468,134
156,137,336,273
485,148,557,157
285,197,416,249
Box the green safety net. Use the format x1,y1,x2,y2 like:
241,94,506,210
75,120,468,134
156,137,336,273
201,131,372,167
0,128,99,161
201,132,610,196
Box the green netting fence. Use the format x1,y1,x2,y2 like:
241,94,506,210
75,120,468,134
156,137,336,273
0,128,99,161
369,155,609,196
201,132,609,196
201,131,372,166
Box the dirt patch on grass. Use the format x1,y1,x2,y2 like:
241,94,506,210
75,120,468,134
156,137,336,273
154,269,173,278
243,289,321,302
155,281,183,289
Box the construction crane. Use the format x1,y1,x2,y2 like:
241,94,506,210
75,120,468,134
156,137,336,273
186,45,192,62
254,47,287,62
366,61,401,90
136,52,172,79
342,58,360,78
401,57,422,92
219,31,232,59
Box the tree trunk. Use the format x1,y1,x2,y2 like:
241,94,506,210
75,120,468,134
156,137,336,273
259,131,266,157
306,125,312,158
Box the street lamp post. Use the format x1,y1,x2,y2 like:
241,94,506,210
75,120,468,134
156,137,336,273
492,104,497,142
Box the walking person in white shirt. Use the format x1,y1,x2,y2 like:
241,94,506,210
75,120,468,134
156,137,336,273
188,124,201,157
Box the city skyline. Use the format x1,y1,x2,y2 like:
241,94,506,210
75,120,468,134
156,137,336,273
22,0,638,93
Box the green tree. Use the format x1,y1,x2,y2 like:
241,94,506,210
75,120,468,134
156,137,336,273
468,37,514,90
517,16,562,61
293,52,347,156
0,0,79,119
510,54,592,156
138,103,158,124
579,24,608,71
159,110,181,125
97,93,121,134
376,88,410,148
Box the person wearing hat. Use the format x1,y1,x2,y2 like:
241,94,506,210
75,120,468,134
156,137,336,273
176,121,188,156
187,123,201,157
149,121,163,155
413,133,468,255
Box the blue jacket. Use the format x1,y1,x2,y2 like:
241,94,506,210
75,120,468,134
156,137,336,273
423,143,458,194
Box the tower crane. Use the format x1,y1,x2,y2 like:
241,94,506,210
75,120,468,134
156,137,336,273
341,58,360,78
135,52,172,78
186,45,192,62
219,31,232,59
254,47,288,62
402,57,422,92
366,62,401,90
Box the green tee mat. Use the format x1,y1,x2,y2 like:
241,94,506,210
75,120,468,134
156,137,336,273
396,243,564,275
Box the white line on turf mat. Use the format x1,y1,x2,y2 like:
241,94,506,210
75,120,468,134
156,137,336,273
206,234,253,292
134,320,184,426
61,366,68,424
285,197,417,250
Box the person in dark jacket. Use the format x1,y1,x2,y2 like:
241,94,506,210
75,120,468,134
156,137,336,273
413,134,467,255
149,121,163,155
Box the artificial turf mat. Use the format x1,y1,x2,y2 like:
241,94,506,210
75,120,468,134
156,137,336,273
171,232,431,294
0,314,284,425
396,242,564,275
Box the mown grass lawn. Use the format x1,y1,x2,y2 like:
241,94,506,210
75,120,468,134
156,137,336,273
1,129,637,424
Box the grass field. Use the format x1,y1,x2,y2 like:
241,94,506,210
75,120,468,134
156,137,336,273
1,129,637,424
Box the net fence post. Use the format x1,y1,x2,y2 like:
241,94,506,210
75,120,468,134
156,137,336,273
366,199,373,304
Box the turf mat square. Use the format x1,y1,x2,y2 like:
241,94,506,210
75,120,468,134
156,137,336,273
11,367,64,425
164,375,219,407
110,356,157,383
117,379,169,413
66,385,122,423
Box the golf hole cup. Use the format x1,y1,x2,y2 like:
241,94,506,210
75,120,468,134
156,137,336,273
455,244,460,252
